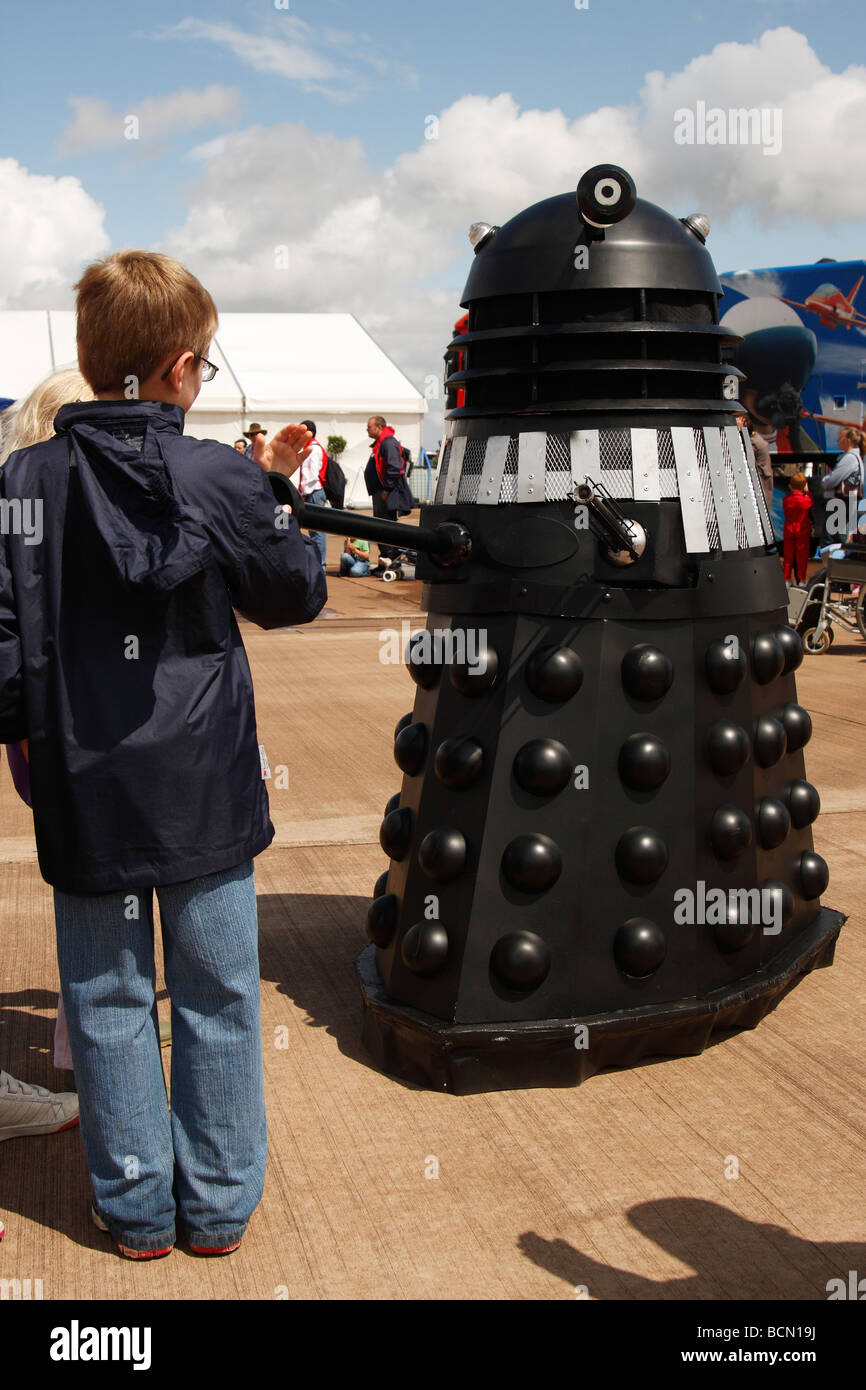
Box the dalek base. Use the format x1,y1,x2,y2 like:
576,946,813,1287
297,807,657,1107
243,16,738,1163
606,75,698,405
356,907,844,1095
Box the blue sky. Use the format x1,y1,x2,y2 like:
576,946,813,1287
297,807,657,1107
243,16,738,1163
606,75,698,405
4,0,865,257
2,0,865,437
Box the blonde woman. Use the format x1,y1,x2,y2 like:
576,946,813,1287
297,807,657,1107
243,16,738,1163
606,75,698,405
0,369,92,1156
0,367,93,465
821,426,864,501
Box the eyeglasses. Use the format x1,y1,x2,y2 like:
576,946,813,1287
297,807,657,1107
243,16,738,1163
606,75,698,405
160,352,219,383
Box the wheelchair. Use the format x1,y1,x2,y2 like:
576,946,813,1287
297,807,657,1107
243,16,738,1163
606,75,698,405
789,548,866,654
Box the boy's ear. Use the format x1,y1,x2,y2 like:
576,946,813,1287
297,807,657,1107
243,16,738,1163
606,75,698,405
164,351,194,395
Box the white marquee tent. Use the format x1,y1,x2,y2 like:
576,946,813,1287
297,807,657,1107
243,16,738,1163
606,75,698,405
0,311,427,507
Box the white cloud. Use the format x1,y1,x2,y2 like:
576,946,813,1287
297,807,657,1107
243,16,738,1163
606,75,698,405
0,160,109,308
7,26,865,442
60,84,242,152
155,28,866,439
153,16,417,101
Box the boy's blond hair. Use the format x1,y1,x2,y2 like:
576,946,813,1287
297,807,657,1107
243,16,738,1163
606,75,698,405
0,367,93,465
789,472,808,491
74,250,218,393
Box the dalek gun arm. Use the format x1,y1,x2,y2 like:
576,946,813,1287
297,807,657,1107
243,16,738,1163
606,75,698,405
575,478,647,565
266,471,471,566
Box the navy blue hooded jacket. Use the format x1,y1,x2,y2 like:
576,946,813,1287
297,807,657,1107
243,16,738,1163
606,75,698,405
0,400,326,894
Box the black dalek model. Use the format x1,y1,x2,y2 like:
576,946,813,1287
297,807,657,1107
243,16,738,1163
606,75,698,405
347,165,845,1093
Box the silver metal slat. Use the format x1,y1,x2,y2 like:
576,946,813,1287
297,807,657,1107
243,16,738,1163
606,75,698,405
569,429,600,494
740,427,775,543
476,435,510,506
441,435,466,506
671,427,710,554
517,432,547,503
725,425,763,547
631,429,660,502
703,428,739,550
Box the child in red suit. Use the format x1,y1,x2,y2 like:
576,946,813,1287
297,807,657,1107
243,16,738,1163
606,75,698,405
783,473,813,583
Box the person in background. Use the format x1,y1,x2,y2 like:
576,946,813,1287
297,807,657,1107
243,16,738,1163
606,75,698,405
821,427,864,502
782,473,813,585
242,422,267,460
340,537,371,576
234,439,246,453
736,409,774,514
293,420,329,572
1,371,95,1144
364,415,414,568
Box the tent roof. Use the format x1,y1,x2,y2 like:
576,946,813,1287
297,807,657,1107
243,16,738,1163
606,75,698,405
0,311,426,417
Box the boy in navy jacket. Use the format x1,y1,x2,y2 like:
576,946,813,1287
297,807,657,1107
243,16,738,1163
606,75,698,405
0,250,326,1257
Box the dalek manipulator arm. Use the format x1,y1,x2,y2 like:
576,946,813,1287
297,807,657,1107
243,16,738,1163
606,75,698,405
266,471,471,566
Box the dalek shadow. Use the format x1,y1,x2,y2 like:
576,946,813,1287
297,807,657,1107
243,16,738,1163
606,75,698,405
276,165,845,1094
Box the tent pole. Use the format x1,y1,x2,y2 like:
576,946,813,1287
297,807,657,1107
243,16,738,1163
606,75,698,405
214,334,247,429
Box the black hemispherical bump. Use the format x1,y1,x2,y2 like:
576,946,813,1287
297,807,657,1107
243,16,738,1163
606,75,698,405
502,834,562,892
613,918,666,977
761,879,794,929
757,798,791,850
384,791,401,817
401,921,450,975
705,637,747,694
706,720,750,776
373,870,389,900
785,779,820,829
615,827,668,884
513,739,572,796
621,645,673,701
799,851,829,899
379,806,412,861
394,721,427,775
365,894,397,947
710,806,753,860
752,632,785,685
450,646,499,696
778,702,812,753
434,736,484,789
754,715,787,767
525,645,584,702
775,624,804,674
394,711,413,739
618,733,671,791
418,827,467,882
406,631,440,689
713,899,756,953
490,931,550,990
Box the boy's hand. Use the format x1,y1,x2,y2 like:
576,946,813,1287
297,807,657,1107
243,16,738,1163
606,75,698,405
252,424,312,477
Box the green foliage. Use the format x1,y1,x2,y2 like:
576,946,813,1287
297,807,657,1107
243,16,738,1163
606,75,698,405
327,435,347,456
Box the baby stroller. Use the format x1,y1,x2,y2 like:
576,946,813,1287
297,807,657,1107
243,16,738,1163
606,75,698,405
376,548,418,583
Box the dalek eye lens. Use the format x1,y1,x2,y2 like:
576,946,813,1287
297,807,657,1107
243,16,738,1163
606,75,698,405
595,179,619,206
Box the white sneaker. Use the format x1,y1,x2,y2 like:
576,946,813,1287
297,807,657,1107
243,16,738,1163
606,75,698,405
0,1069,79,1141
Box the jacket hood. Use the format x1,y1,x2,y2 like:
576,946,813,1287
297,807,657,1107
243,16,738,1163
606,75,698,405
53,401,212,593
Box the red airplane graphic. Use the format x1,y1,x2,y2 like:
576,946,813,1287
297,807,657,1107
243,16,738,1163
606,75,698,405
781,277,866,331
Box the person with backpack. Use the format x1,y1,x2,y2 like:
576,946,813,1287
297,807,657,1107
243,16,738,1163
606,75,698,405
363,415,414,566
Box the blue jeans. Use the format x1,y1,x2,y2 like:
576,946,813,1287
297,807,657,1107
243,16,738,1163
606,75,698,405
305,487,329,570
54,861,266,1252
340,552,370,576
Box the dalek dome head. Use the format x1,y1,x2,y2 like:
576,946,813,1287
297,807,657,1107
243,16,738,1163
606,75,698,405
445,163,743,420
